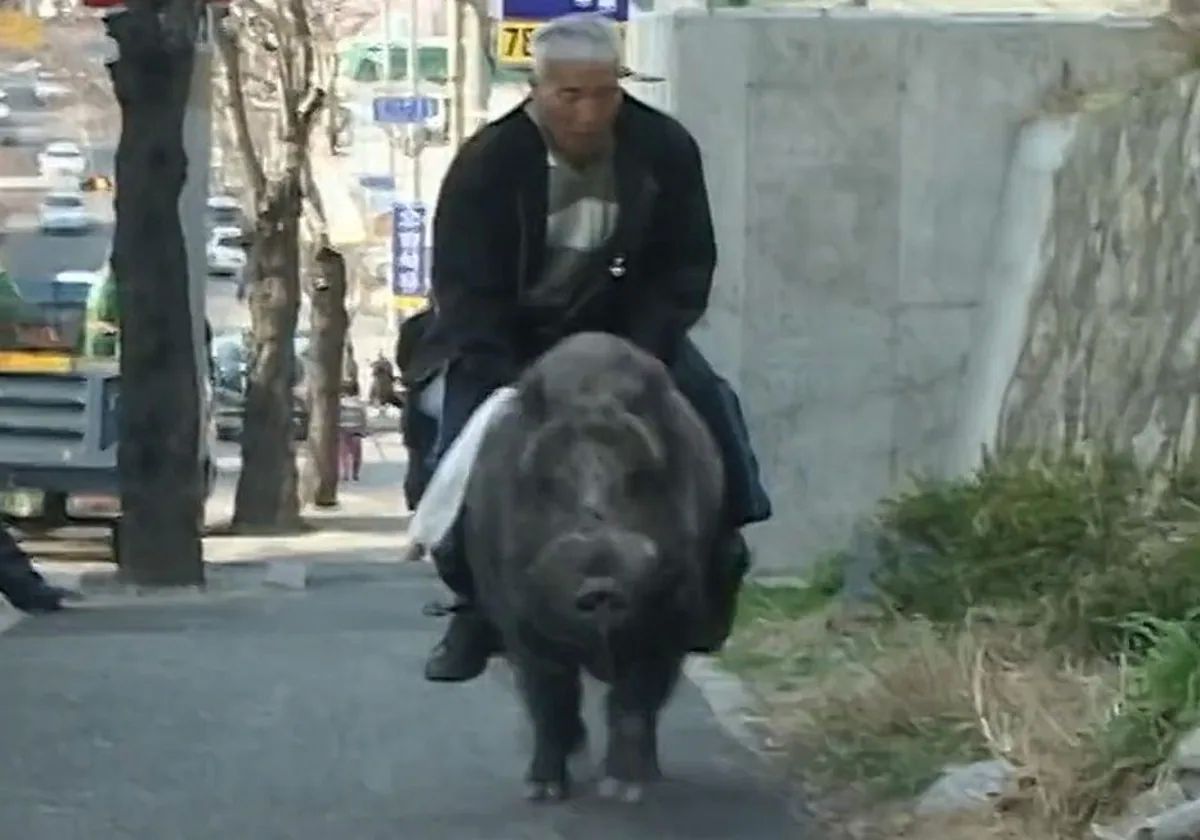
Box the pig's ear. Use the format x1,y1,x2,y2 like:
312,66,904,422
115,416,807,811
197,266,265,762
629,359,671,418
518,371,548,421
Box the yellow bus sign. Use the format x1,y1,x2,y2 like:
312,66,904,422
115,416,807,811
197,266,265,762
496,19,626,67
392,294,428,316
0,351,72,373
0,11,43,50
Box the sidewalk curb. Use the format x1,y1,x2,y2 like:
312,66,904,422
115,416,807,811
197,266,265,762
32,561,281,597
32,557,416,599
684,656,775,759
35,563,122,596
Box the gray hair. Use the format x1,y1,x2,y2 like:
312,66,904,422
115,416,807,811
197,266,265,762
530,13,622,80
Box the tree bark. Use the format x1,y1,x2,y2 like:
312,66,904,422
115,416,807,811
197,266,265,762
105,2,204,586
216,5,324,533
232,200,303,532
306,246,348,507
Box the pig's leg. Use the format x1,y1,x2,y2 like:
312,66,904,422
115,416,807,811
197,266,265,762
515,659,585,802
600,655,684,803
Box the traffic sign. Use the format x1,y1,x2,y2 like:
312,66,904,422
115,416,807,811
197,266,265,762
373,96,439,125
359,174,396,191
502,0,627,19
392,202,429,302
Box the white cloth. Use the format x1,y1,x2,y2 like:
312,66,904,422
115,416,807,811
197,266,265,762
416,369,445,421
407,386,520,550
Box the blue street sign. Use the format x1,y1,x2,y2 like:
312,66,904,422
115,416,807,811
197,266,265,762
502,0,628,21
359,174,396,190
373,96,439,125
392,202,429,298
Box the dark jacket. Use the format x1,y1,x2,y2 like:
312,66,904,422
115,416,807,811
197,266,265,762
417,94,717,388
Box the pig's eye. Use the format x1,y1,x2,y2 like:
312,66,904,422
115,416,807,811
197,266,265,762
626,467,659,494
532,473,559,499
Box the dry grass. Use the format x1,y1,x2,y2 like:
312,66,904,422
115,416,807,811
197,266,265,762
728,597,1129,838
725,457,1200,838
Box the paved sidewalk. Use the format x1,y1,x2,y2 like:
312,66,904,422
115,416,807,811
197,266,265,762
4,421,811,838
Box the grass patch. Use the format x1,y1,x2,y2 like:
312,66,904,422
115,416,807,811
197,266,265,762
725,453,1200,838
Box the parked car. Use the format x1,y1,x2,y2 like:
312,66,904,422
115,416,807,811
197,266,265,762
210,328,310,441
32,72,70,105
206,194,244,229
38,190,90,234
206,225,247,276
37,140,86,178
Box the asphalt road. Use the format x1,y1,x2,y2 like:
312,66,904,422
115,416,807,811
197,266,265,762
0,564,810,839
0,66,114,290
0,40,246,330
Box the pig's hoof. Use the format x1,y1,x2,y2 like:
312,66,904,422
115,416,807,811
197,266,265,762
525,781,569,802
597,777,644,804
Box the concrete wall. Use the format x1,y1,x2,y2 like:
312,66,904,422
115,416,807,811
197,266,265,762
990,74,1200,477
625,10,1189,571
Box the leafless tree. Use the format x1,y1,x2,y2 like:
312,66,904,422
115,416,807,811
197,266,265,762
215,0,325,532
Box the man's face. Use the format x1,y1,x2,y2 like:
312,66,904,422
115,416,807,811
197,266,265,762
531,60,622,163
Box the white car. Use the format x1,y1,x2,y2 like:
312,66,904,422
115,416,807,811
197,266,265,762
207,226,247,275
33,73,70,104
206,194,243,228
39,191,91,234
53,269,100,288
38,141,87,178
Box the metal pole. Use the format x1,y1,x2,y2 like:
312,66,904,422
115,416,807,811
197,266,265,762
183,13,213,483
383,0,396,195
407,0,420,204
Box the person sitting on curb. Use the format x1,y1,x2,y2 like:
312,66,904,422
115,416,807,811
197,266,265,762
0,523,73,613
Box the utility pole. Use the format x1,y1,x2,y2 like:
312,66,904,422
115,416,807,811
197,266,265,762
463,1,489,136
447,0,465,150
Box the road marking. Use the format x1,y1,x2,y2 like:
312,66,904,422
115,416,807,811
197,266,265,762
0,175,51,189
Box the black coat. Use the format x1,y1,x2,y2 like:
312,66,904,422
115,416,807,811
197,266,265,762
414,94,717,388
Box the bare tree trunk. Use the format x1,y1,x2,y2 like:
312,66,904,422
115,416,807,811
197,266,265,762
232,203,303,532
306,246,348,507
105,2,204,586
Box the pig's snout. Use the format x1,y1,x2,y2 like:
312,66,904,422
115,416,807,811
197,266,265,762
574,577,628,613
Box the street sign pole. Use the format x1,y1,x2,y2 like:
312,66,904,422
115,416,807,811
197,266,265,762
382,0,396,202
406,0,421,206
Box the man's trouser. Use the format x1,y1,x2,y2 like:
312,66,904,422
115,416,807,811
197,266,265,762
0,524,50,605
421,337,773,602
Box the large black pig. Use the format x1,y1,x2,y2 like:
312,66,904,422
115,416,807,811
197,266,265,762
462,331,727,803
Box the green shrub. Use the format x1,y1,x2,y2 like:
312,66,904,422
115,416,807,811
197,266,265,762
1075,613,1200,823
870,453,1200,655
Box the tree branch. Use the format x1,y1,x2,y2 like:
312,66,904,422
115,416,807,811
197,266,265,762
215,17,267,201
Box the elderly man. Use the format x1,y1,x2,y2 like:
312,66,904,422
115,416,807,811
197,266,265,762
414,13,772,682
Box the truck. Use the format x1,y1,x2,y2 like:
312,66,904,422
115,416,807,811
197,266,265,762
0,259,218,557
